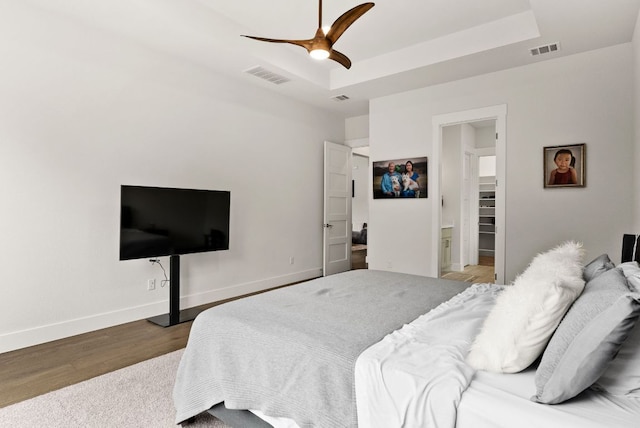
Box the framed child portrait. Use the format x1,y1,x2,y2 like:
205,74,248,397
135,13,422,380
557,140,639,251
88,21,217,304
543,143,586,188
373,157,428,199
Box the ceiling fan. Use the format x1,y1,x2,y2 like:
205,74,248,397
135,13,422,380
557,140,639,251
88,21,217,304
241,0,375,69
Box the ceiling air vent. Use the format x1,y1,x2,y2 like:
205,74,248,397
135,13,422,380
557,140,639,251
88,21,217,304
331,94,350,101
530,42,560,56
244,66,291,85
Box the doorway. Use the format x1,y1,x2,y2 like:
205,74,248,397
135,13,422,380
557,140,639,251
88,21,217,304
351,149,369,270
432,105,506,284
440,121,496,282
323,141,369,274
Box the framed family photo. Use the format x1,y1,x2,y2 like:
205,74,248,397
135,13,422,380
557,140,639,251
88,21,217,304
543,143,585,188
373,157,428,199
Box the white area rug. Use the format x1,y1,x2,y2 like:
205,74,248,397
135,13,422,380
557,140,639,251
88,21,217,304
0,349,228,427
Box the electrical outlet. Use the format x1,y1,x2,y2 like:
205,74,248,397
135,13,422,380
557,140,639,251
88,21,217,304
289,256,294,265
386,261,393,269
147,279,156,291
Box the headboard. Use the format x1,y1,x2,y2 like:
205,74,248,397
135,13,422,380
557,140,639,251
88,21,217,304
622,234,640,263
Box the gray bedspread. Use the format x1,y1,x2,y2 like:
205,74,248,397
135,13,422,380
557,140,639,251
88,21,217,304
173,269,470,427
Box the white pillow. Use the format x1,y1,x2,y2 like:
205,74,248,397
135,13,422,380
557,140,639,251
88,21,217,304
467,241,585,373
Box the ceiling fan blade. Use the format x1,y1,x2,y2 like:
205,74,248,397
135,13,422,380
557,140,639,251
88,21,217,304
242,1,373,69
329,49,352,69
241,35,314,52
326,2,374,45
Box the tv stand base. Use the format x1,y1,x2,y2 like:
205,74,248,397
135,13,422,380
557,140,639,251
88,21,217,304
147,306,202,327
146,254,202,328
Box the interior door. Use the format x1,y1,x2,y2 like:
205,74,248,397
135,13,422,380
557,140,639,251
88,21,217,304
323,141,352,276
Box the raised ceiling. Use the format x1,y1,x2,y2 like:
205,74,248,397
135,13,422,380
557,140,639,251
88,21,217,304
23,0,640,117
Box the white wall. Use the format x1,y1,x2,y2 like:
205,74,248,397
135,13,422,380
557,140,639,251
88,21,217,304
0,4,344,352
369,44,634,281
479,156,497,178
441,126,461,229
475,126,496,149
352,154,369,230
634,10,640,232
347,115,370,234
345,115,370,141
441,126,462,269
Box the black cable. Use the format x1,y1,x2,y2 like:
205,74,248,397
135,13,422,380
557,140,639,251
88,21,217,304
149,258,170,287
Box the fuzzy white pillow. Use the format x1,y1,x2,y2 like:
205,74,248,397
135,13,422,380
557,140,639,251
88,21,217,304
467,241,585,373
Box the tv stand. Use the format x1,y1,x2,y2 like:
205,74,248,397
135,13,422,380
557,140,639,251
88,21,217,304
147,255,201,327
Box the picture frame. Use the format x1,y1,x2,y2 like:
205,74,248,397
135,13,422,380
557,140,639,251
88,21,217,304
373,157,428,199
543,143,585,188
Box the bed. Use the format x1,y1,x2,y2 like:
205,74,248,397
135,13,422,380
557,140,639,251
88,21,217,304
173,235,640,427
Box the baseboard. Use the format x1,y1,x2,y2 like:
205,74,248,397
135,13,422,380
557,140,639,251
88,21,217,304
0,268,323,354
0,302,168,354
179,268,322,309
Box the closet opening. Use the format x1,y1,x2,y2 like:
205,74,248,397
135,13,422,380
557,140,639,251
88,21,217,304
440,120,497,284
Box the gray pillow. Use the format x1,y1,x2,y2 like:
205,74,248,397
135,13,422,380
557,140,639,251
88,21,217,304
618,261,640,292
594,320,640,396
532,267,640,404
593,262,640,396
583,253,614,282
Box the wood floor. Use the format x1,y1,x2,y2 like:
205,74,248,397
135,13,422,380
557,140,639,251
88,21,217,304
441,256,495,284
0,304,202,408
0,286,292,408
0,250,477,409
351,245,367,270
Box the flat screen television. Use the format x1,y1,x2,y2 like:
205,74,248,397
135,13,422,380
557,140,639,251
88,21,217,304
120,185,230,261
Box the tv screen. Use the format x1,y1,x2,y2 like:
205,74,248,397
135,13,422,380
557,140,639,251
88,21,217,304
120,185,230,260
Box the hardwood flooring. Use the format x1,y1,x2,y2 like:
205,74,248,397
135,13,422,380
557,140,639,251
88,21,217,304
441,256,495,284
351,245,367,270
0,286,291,408
0,250,473,409
1,306,198,408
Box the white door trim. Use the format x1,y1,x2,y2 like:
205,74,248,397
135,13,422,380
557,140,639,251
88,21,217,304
432,105,507,284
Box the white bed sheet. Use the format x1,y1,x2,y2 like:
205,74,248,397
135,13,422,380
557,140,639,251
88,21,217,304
256,373,640,428
253,283,499,428
457,368,640,428
253,279,640,428
250,410,300,428
355,283,500,428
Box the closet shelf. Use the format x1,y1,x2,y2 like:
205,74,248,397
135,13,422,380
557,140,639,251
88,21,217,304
478,176,496,256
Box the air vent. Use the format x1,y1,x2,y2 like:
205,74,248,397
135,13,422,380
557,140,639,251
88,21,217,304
331,94,350,101
529,42,560,56
244,66,291,85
